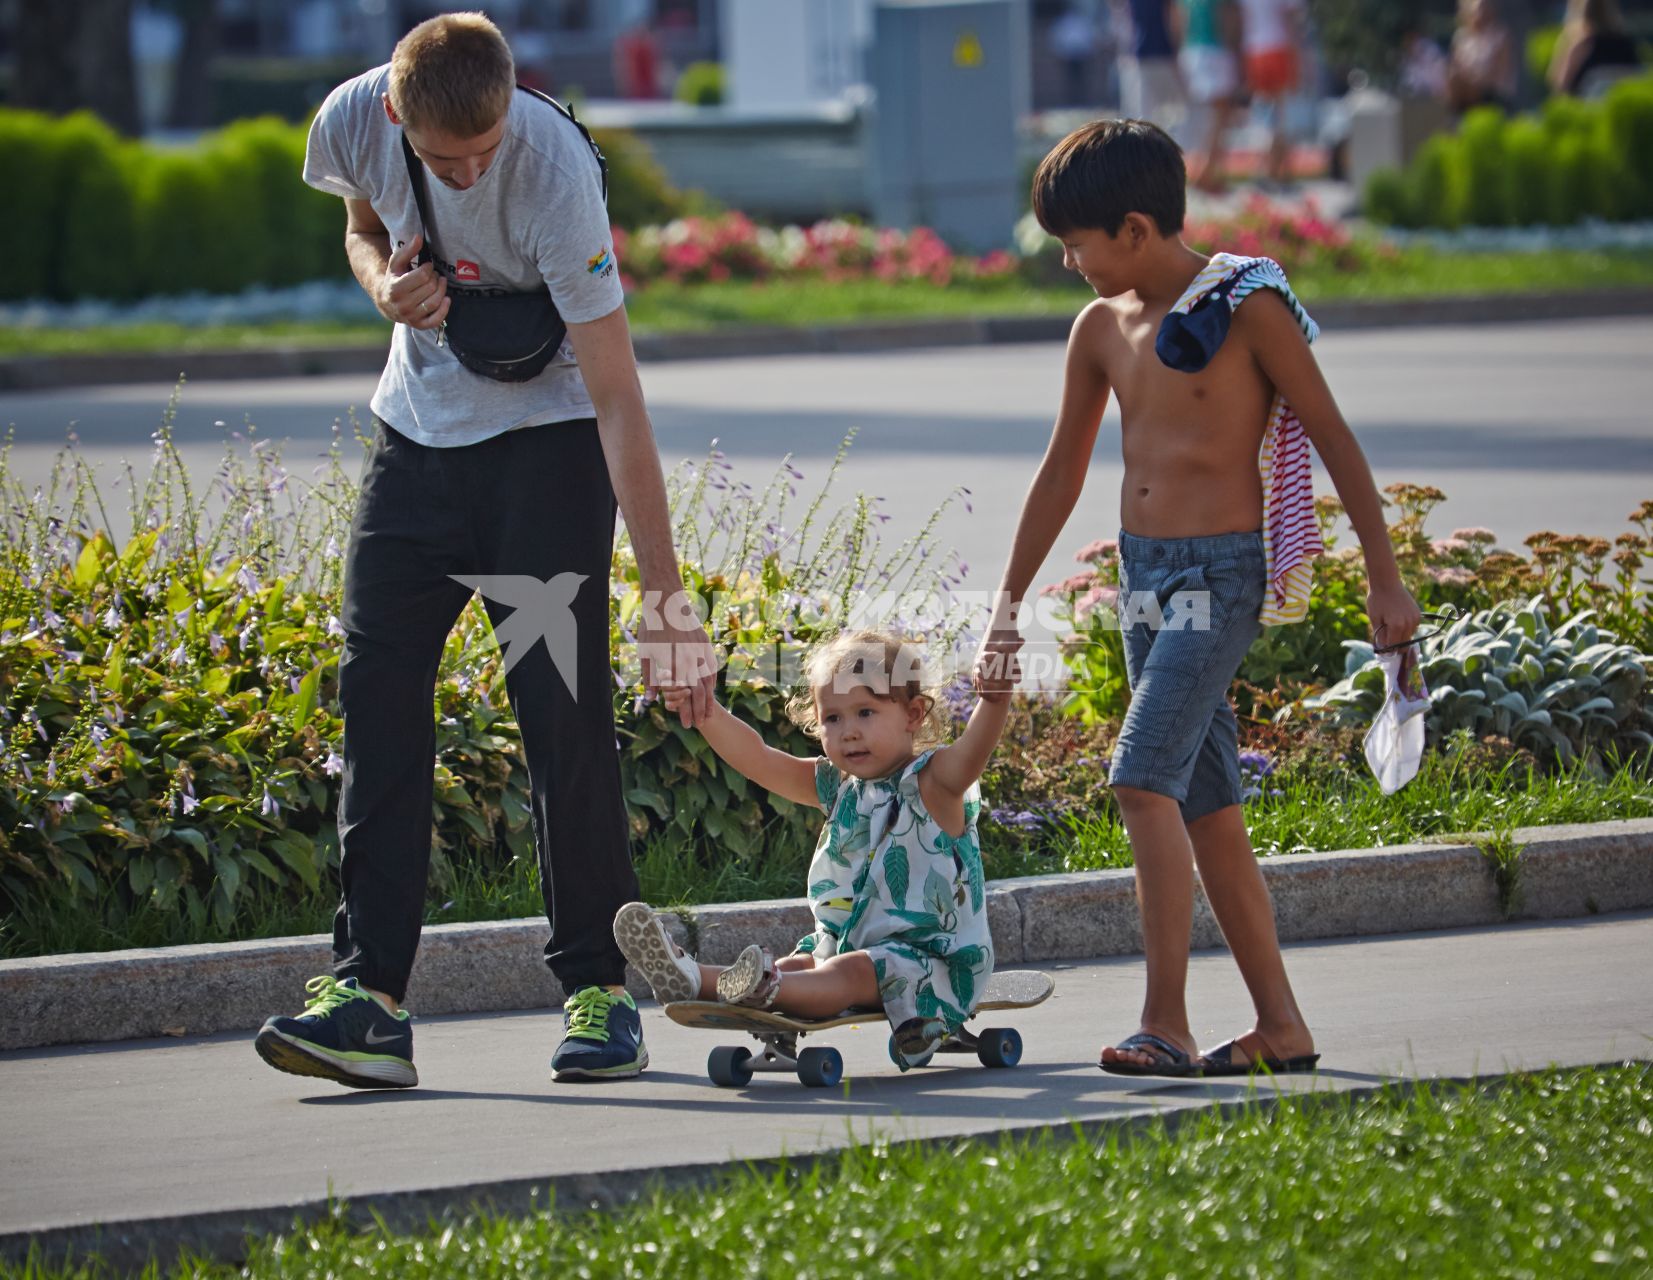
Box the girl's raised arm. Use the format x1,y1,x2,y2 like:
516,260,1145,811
661,687,821,809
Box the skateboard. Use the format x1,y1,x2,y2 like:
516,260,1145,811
663,969,1055,1088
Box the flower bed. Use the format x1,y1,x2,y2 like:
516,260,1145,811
3,418,1648,956
613,213,1019,290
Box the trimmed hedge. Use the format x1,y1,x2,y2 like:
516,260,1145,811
1363,74,1653,229
0,108,686,303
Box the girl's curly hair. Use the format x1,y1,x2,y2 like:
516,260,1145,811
784,629,948,748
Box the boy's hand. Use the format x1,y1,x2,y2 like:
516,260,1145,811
973,627,1023,699
1368,581,1423,653
660,684,691,716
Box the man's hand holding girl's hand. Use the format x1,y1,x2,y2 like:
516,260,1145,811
639,613,716,728
379,233,450,330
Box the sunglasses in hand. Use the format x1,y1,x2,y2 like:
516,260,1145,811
1373,608,1459,655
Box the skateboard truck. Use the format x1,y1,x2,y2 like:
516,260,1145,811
709,1034,843,1088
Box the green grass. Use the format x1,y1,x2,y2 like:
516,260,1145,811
0,317,393,357
2,751,1646,960
9,1065,1651,1278
1028,747,1653,874
3,249,1651,357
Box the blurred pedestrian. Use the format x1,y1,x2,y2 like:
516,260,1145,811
614,20,663,100
1548,0,1641,98
1175,0,1243,191
1398,26,1451,101
1449,0,1517,113
1119,0,1187,130
1051,4,1104,107
1237,0,1305,185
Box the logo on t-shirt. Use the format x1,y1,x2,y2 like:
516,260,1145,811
454,259,481,283
586,247,614,279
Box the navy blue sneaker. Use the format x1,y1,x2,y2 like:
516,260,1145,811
550,985,648,1081
254,975,417,1089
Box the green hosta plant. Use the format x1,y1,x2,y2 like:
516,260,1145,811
1306,597,1653,769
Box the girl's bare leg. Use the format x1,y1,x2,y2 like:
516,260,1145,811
690,951,816,1000
769,951,880,1020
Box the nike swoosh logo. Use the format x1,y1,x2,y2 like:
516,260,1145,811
364,1027,405,1046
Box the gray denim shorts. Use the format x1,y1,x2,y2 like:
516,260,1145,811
1107,528,1266,823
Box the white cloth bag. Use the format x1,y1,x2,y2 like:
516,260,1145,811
1364,651,1430,794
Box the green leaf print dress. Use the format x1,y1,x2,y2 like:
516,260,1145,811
801,748,995,1069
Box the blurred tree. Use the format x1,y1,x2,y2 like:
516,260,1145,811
13,2,81,116
161,0,220,129
1309,0,1437,89
12,0,139,134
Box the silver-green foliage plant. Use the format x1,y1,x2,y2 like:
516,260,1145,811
1307,597,1652,769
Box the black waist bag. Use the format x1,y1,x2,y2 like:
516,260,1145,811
401,86,608,383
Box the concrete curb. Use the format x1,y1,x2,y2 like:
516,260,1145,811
2,818,1648,1052
4,288,1650,391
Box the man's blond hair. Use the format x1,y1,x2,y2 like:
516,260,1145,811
389,12,515,137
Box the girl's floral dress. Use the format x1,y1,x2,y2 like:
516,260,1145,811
800,748,995,1068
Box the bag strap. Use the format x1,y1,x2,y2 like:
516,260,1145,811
399,84,607,264
400,130,433,264
516,84,608,202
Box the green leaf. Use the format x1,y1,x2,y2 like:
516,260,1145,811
242,847,283,884
128,855,154,897
268,831,320,891
214,853,242,902
290,663,322,734
171,827,212,860
73,535,108,589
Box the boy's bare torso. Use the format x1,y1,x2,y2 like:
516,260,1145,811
1086,290,1278,540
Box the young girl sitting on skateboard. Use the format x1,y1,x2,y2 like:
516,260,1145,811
614,628,1012,1068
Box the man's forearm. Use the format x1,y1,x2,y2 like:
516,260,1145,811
346,230,393,319
596,400,682,593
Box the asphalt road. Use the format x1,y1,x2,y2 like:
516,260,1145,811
3,913,1648,1254
3,317,1649,676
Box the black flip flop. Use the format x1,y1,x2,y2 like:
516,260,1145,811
1200,1035,1321,1077
1099,1031,1203,1078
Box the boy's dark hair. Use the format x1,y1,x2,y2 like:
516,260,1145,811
1032,119,1186,238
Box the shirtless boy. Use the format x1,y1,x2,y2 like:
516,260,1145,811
976,119,1421,1076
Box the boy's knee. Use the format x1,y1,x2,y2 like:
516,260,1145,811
1112,784,1180,816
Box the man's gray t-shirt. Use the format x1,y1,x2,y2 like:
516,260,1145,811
304,66,623,446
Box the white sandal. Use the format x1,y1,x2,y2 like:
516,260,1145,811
716,944,783,1010
612,902,700,1004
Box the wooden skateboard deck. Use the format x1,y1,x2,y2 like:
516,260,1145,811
664,968,1054,1036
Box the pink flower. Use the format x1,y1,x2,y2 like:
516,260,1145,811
1430,537,1471,555
1043,571,1097,597
1076,585,1119,617
1074,538,1119,564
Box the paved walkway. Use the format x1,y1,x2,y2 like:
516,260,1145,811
3,913,1649,1256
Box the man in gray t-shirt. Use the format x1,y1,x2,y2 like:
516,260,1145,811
253,13,713,1090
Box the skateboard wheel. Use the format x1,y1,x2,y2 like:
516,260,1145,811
796,1046,843,1088
708,1045,753,1087
976,1027,1022,1068
888,1035,938,1069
